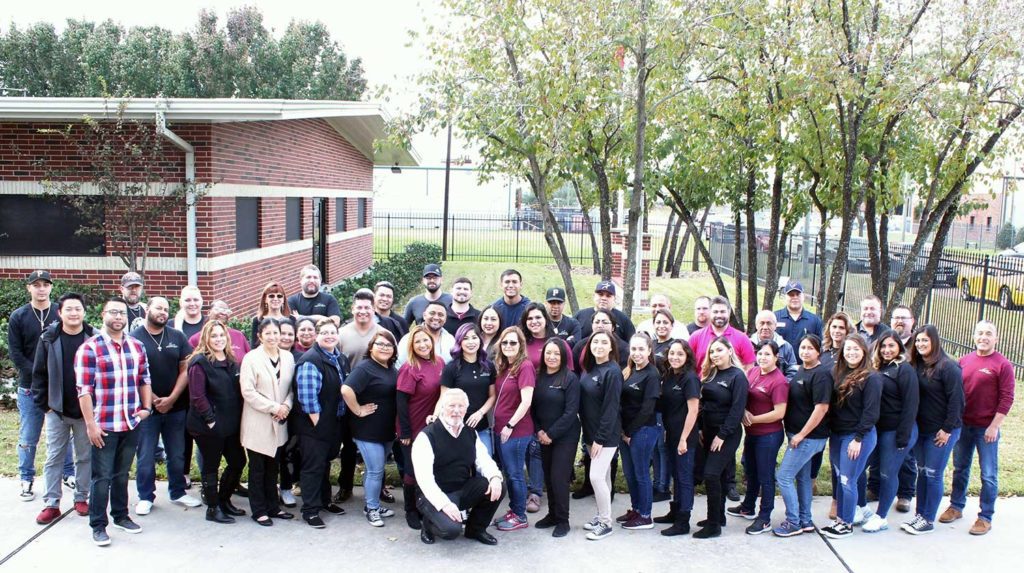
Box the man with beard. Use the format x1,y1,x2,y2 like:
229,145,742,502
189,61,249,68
397,302,456,366
76,297,153,546
130,297,200,515
188,300,250,360
338,290,380,369
491,269,531,327
544,287,581,345
444,277,480,335
574,281,635,341
288,265,342,326
374,281,408,339
688,296,755,370
31,293,96,525
856,295,891,346
412,389,504,545
686,296,711,335
891,305,915,347
120,272,148,332
404,264,453,326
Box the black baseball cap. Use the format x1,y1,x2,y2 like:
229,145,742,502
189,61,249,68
422,264,442,277
546,287,565,302
26,270,52,284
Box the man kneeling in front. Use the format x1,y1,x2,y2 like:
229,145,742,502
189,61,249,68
412,388,505,545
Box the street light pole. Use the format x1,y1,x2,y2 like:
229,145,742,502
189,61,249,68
442,122,453,261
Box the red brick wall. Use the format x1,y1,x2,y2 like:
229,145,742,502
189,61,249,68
327,232,373,285
0,268,188,303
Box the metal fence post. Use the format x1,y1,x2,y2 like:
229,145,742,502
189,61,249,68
386,213,391,257
515,214,521,263
978,255,990,323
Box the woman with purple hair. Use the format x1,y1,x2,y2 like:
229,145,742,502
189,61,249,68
439,323,497,455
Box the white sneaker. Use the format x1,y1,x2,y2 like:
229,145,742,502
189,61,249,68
63,475,77,491
583,516,602,531
861,514,889,532
280,488,297,507
19,481,35,502
135,500,154,515
170,494,202,508
853,505,874,525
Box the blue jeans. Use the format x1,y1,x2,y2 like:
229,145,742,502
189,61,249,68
528,438,544,496
498,435,531,518
830,429,878,524
652,413,671,492
477,429,494,458
354,439,391,510
914,427,961,522
135,409,187,502
620,425,660,517
671,444,696,513
776,434,827,525
17,388,74,482
875,425,919,518
90,429,140,530
740,430,785,521
951,425,999,522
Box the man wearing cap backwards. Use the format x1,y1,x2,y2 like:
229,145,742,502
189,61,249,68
444,277,480,336
119,272,148,332
544,287,581,345
573,281,635,342
288,264,342,327
773,281,823,350
8,271,72,502
404,264,454,326
490,269,531,327
636,293,689,341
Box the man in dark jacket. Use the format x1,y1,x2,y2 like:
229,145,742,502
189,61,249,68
30,293,95,524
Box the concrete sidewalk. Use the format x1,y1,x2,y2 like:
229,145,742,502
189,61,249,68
0,477,1015,572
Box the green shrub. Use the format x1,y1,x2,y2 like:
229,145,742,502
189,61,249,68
996,224,1016,250
330,242,442,321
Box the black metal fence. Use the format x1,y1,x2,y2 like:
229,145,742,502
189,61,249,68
707,224,1024,377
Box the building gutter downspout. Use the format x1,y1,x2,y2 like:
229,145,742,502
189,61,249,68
155,105,198,286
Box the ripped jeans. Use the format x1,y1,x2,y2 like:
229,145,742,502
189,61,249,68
829,429,877,524
914,427,961,523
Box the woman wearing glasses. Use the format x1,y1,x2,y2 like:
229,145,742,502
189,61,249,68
492,326,536,532
250,283,291,348
342,329,400,528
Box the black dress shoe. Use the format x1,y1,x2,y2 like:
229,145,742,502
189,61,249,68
552,522,571,538
206,506,235,524
465,530,498,545
534,514,558,529
235,484,250,498
726,486,740,502
220,501,247,517
380,487,396,504
420,524,435,544
253,516,273,527
270,510,295,520
333,488,353,503
325,503,346,515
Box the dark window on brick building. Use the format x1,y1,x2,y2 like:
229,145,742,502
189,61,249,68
286,197,302,241
357,198,368,228
0,195,105,255
236,197,259,251
336,198,348,232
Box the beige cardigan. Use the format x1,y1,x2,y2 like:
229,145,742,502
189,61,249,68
239,346,295,457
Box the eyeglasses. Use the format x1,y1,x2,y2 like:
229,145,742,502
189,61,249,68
104,310,127,317
267,294,285,299
373,341,395,349
500,340,520,347
593,319,612,325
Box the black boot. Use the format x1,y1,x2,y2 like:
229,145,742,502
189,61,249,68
206,505,235,524
573,456,594,499
404,484,421,530
221,500,247,517
202,474,234,524
692,522,721,538
662,511,690,536
654,502,677,524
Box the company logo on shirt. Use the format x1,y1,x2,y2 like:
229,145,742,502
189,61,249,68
165,343,179,350
979,367,995,376
756,385,769,394
717,380,729,388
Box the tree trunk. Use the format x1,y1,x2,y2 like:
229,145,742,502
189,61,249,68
528,165,581,313
623,0,649,314
865,194,885,306
744,166,758,332
733,209,745,331
909,198,960,318
571,178,602,275
671,218,688,277
761,160,785,311
692,205,710,272
588,152,615,279
663,188,730,298
657,209,677,276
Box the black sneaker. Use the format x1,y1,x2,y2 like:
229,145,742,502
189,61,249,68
92,528,111,547
745,518,771,535
534,514,558,529
726,486,741,502
553,522,571,537
572,486,594,500
112,518,142,534
305,514,326,528
726,505,756,520
821,520,854,539
333,488,353,503
652,490,671,503
325,503,346,515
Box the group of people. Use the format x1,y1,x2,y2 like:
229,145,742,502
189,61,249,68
6,264,1014,548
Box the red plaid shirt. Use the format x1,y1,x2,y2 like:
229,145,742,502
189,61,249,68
75,331,151,432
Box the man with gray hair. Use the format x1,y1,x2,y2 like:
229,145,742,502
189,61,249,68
749,309,799,380
412,388,505,545
187,300,250,360
636,294,689,341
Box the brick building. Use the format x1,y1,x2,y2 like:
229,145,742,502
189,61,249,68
0,98,418,313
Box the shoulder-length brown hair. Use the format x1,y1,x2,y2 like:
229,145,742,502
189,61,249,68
493,326,528,376
257,282,291,318
823,312,855,352
405,325,437,369
188,319,237,365
834,333,870,405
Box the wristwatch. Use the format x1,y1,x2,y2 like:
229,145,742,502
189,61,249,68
505,422,514,430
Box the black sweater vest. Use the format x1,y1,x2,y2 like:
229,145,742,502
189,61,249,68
422,420,478,493
292,347,345,442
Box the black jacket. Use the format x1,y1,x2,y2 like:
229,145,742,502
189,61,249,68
31,321,97,416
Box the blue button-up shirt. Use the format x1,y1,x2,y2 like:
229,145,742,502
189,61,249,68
774,308,824,350
295,345,346,416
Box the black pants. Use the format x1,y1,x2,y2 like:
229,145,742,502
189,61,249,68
700,427,741,526
183,427,195,476
417,476,505,539
695,440,737,490
335,422,357,492
866,449,917,499
195,433,246,507
278,436,301,490
248,448,282,518
541,436,577,524
299,434,336,516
